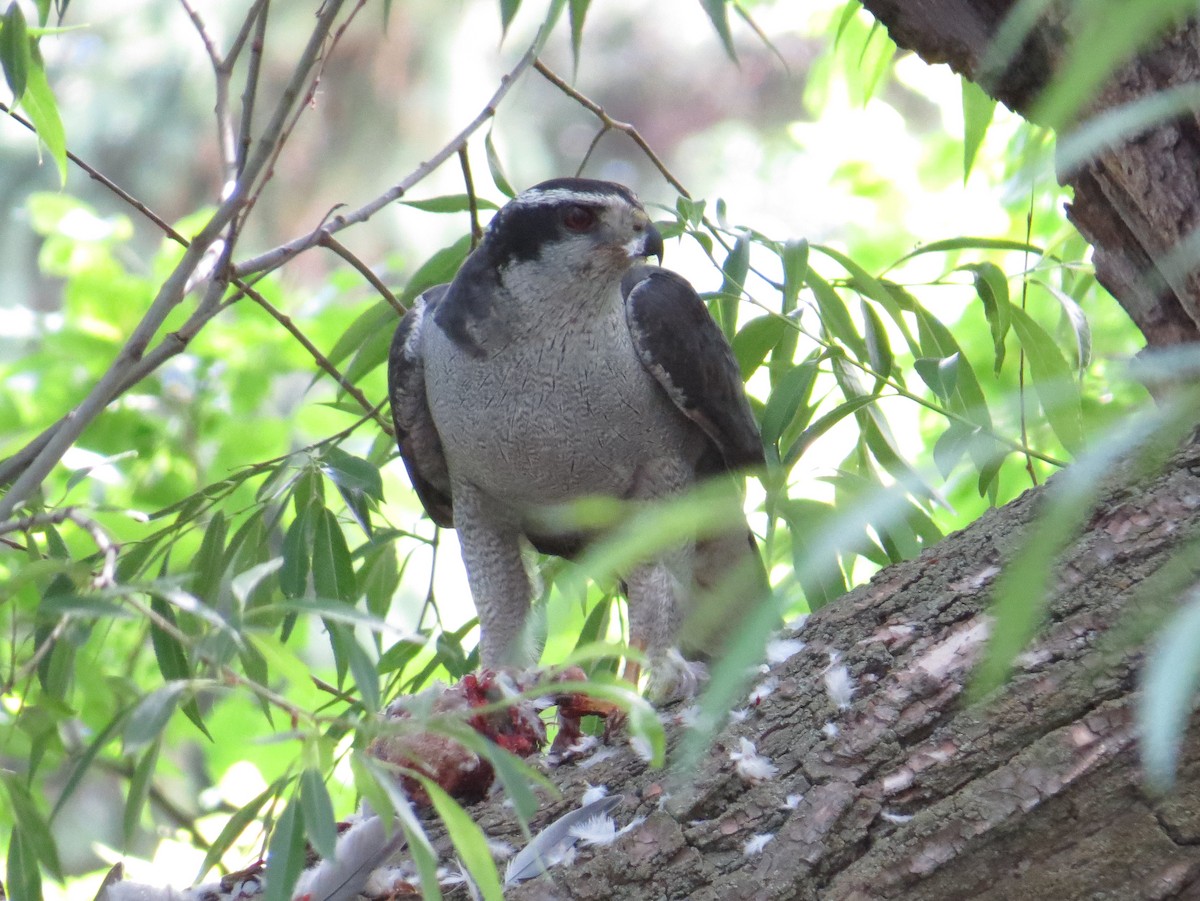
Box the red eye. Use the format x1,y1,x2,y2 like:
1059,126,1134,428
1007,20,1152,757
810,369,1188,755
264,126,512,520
562,205,597,232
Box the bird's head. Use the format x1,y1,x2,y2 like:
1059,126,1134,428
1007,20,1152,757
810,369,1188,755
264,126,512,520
484,178,664,286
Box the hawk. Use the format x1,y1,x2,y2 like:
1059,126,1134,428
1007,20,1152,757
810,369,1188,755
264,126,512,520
388,178,765,701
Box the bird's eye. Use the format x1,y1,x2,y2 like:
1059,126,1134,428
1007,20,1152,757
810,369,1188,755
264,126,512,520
562,205,597,232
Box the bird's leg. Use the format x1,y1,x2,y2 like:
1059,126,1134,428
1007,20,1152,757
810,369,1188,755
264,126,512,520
452,482,534,668
625,553,706,704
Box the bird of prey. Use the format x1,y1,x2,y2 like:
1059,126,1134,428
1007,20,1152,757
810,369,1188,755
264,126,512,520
388,177,765,702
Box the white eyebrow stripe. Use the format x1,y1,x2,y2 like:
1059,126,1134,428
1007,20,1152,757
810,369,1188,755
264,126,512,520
510,189,631,208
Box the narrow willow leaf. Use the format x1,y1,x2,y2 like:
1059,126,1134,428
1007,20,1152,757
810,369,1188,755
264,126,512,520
313,507,356,603
698,0,737,61
1140,587,1200,790
346,635,381,713
419,778,506,901
1032,1,1193,130
485,128,515,198
781,238,809,309
1033,277,1092,370
960,262,1011,375
123,682,186,755
281,506,313,599
784,394,878,468
1,4,31,102
761,361,817,452
805,270,867,360
321,446,384,501
401,194,499,213
3,771,63,880
1008,306,1085,454
717,230,750,337
19,46,66,183
196,777,291,883
731,314,787,378
191,511,227,604
123,738,160,845
893,236,1043,266
860,299,893,378
301,768,338,861
149,596,212,740
358,757,441,901
326,301,397,370
962,77,997,181
6,830,43,901
568,0,590,73
1058,82,1200,175
262,794,307,901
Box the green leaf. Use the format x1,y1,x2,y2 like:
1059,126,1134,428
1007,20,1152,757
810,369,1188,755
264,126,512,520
149,596,212,741
761,360,817,452
485,127,515,198
401,194,499,213
262,794,307,901
698,0,737,61
124,682,186,755
123,738,160,845
419,777,506,901
961,262,1010,374
312,507,356,603
281,505,313,599
1,4,32,101
805,270,867,360
6,829,43,901
568,0,590,72
1033,277,1092,371
191,511,227,604
300,768,338,861
1140,587,1200,790
499,0,521,38
731,314,787,379
860,299,893,378
18,44,66,184
716,230,750,337
784,394,878,468
1008,306,1085,454
346,634,381,713
196,777,291,883
962,77,997,181
3,770,63,880
321,445,384,501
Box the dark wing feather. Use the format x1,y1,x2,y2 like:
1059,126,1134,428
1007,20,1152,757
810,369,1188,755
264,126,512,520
388,285,454,527
623,266,765,471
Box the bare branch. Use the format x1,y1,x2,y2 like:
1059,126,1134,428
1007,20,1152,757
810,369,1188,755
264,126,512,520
0,507,119,589
244,286,390,431
235,0,270,179
533,59,691,199
458,144,484,248
179,0,237,188
320,233,407,317
0,0,351,521
232,33,540,279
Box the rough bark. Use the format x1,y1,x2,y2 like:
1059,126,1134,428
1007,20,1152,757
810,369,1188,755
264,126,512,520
859,0,1200,347
403,440,1193,900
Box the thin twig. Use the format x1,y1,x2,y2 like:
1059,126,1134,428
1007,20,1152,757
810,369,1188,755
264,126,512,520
0,0,350,522
179,0,237,192
0,507,120,588
458,145,484,248
245,289,388,429
232,33,541,278
235,0,270,181
320,233,406,316
533,58,691,198
576,124,610,176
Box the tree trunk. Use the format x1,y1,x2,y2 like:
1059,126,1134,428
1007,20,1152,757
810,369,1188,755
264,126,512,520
479,439,1200,901
859,0,1200,347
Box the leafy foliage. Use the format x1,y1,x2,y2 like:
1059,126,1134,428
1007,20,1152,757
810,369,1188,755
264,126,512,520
0,0,1190,898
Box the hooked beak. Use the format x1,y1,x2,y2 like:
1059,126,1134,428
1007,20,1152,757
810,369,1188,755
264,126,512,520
639,222,664,264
